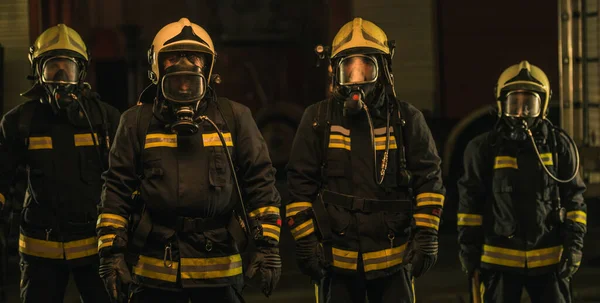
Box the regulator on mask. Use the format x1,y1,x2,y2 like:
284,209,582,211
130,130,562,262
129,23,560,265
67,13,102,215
336,54,379,116
159,52,207,135
40,56,82,113
501,90,542,140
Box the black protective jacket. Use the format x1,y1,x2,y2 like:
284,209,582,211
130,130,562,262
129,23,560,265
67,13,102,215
457,124,586,275
97,98,281,290
0,95,120,266
286,98,445,280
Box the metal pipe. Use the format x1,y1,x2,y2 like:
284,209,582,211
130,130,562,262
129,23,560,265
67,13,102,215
582,0,590,146
576,0,585,144
561,0,575,136
559,0,564,128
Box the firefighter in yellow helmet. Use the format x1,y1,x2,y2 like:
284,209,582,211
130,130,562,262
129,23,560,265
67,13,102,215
0,24,120,302
286,18,445,302
457,61,586,302
97,18,282,302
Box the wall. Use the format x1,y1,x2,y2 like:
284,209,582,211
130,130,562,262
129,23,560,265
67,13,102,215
352,0,438,114
0,0,30,113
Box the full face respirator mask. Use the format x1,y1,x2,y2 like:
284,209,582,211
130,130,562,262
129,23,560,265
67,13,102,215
40,56,82,113
159,52,207,135
336,54,379,116
501,90,542,140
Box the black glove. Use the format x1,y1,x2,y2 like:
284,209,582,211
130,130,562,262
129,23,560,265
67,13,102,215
459,245,481,276
295,235,327,282
404,231,438,278
99,253,132,303
559,248,582,279
245,247,282,297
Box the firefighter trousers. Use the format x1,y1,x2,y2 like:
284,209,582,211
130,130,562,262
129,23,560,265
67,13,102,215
19,258,109,303
128,284,245,303
481,270,571,303
324,266,415,303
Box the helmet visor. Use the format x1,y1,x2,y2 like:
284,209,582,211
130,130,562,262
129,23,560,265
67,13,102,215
503,91,542,118
338,55,378,85
161,72,206,103
41,56,80,84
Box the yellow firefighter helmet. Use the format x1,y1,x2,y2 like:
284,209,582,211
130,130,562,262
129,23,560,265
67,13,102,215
331,17,392,58
495,60,551,118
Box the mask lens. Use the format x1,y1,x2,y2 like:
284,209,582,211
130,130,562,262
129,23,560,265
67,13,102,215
161,52,206,70
503,91,541,118
42,57,79,84
161,72,206,103
338,55,378,85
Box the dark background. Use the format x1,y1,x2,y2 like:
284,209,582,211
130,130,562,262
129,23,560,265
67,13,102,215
1,0,600,302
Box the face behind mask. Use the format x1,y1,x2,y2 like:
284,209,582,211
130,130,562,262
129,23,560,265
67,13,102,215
41,56,81,113
501,91,542,140
159,52,208,135
336,54,380,116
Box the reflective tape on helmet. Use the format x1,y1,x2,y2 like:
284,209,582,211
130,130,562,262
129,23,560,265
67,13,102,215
261,224,280,242
416,193,445,207
202,132,233,147
566,210,587,225
332,247,358,270
285,202,312,217
494,156,518,169
96,213,128,229
28,137,53,150
291,219,315,240
457,213,483,226
362,243,407,272
180,254,243,279
74,133,99,147
133,255,179,283
144,133,177,149
413,213,441,230
248,206,280,218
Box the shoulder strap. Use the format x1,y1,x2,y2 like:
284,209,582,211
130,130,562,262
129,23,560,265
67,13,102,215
216,97,237,142
313,100,332,186
136,104,154,175
18,101,39,145
392,100,408,170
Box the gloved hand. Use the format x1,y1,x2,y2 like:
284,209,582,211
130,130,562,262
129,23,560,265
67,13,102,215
559,248,582,279
99,253,132,303
245,247,282,297
404,231,438,278
295,235,327,282
459,245,481,276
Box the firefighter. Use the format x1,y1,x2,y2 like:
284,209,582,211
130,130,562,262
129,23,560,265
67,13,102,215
286,18,445,303
457,60,587,303
0,24,120,302
96,18,282,303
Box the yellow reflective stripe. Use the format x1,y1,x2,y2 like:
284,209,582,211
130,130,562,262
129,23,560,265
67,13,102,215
133,255,179,282
74,133,99,147
362,243,407,272
248,206,280,218
64,237,97,260
540,153,554,166
0,193,4,206
144,133,177,149
285,202,312,217
329,134,351,150
262,224,280,242
494,156,518,169
181,254,243,279
202,132,233,147
413,214,440,230
330,125,350,136
416,193,445,207
566,210,587,225
98,234,116,251
481,245,526,268
374,136,398,150
291,219,315,240
19,233,64,259
28,136,53,150
332,247,359,270
527,246,563,268
457,213,483,226
96,213,128,229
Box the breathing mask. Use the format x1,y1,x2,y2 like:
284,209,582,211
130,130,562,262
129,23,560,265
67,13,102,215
40,56,82,113
159,52,207,135
336,54,379,116
502,90,542,140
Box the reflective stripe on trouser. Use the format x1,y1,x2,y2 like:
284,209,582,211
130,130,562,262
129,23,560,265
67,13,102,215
181,254,244,280
19,233,97,260
481,245,562,268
